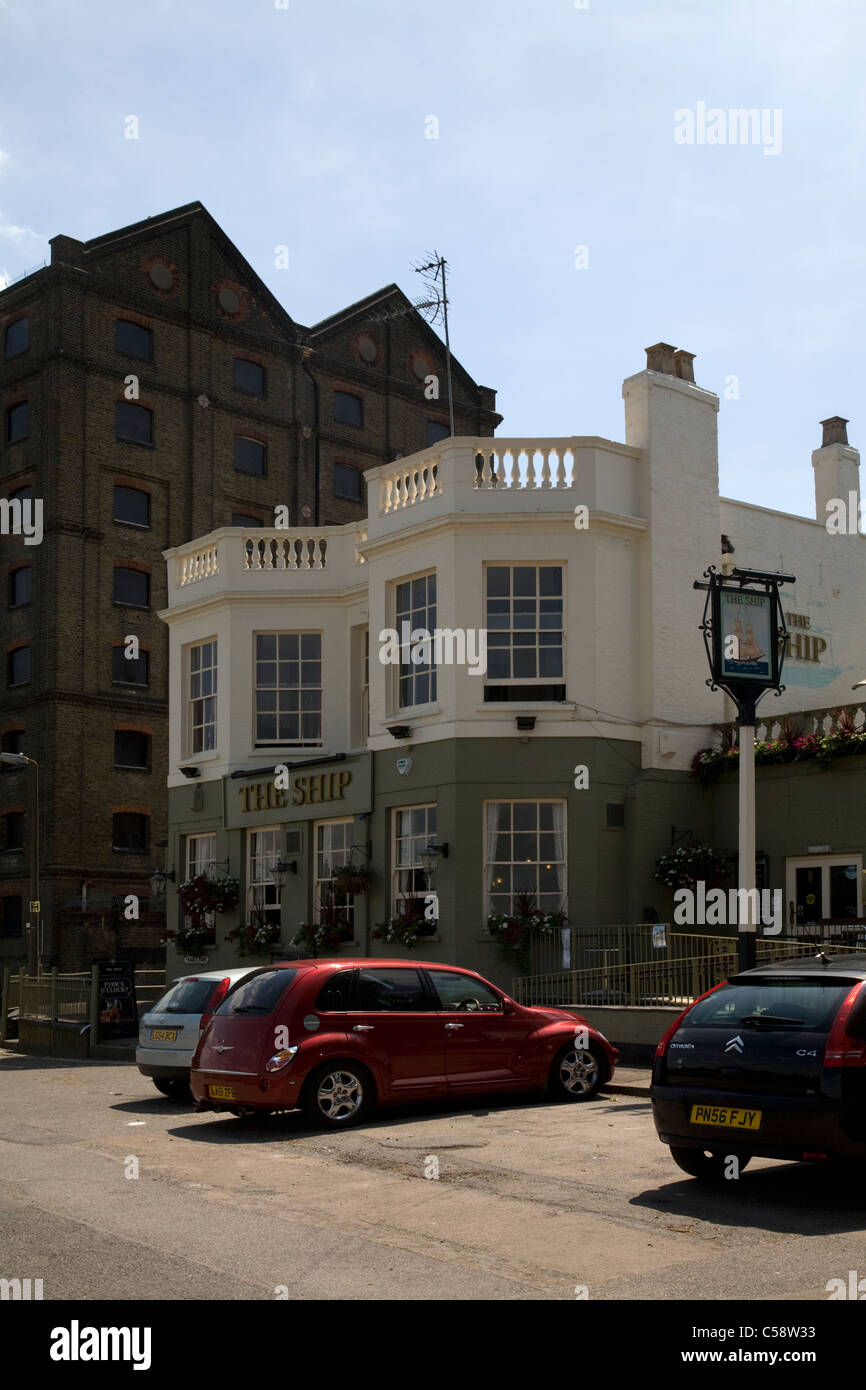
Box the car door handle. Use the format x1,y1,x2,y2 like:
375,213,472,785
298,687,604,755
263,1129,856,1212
444,1022,463,1030
352,1024,374,1032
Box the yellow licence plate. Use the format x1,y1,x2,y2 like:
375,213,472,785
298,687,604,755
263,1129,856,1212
150,1028,178,1042
690,1104,762,1130
209,1084,236,1100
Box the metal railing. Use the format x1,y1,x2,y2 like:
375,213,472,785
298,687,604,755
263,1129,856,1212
513,935,866,1008
528,922,701,977
1,967,166,1043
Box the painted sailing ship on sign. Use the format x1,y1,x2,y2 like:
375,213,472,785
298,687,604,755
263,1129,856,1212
720,590,772,681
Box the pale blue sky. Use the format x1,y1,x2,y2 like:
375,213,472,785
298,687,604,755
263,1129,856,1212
1,0,863,519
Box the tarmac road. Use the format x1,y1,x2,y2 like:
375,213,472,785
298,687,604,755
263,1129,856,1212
0,1049,863,1301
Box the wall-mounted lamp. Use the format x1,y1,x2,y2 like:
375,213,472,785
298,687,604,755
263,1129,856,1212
419,842,449,878
515,716,536,731
180,766,201,779
269,859,298,890
388,725,413,740
149,868,176,897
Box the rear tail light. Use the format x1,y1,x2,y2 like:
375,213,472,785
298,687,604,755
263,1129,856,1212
265,1047,299,1073
824,983,866,1067
654,982,726,1059
200,976,232,1032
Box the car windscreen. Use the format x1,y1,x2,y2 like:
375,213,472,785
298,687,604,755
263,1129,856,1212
685,979,853,1032
215,969,297,1016
150,978,219,1015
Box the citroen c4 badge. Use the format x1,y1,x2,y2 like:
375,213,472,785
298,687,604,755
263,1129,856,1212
724,1035,744,1054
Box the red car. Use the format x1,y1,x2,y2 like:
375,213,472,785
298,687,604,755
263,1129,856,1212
190,958,619,1128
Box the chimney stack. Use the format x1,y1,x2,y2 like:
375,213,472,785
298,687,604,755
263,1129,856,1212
645,342,677,375
812,416,859,526
821,415,849,447
674,349,695,382
644,343,696,381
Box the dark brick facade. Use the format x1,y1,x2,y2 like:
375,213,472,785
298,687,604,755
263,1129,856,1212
0,201,500,969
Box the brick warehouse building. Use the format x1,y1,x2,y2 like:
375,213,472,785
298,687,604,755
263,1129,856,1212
0,201,501,970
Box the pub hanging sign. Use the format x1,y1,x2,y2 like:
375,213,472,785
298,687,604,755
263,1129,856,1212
694,565,793,720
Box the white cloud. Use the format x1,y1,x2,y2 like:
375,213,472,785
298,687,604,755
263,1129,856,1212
0,214,42,243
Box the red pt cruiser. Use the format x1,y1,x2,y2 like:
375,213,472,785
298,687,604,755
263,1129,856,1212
190,958,619,1128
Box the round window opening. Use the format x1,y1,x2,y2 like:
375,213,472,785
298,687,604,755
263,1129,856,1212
218,286,240,315
149,263,174,291
358,334,377,363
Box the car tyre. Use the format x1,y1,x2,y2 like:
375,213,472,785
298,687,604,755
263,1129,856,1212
152,1077,190,1099
548,1041,607,1101
302,1061,372,1129
669,1145,751,1181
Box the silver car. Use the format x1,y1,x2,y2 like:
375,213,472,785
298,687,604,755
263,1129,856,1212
136,969,259,1097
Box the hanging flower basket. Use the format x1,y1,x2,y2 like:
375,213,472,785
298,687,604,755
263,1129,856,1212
332,863,374,895
486,891,567,972
176,874,240,928
653,841,732,890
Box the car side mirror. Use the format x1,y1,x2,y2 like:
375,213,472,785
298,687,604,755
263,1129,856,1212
501,997,514,1014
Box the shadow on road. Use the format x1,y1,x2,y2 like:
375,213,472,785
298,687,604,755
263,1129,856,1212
157,1088,614,1144
634,1159,866,1236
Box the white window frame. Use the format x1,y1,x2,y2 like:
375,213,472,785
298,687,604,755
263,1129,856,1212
253,630,323,748
247,826,282,927
483,563,565,685
391,570,437,713
314,818,355,933
392,804,437,915
184,833,218,941
483,798,567,919
187,639,218,757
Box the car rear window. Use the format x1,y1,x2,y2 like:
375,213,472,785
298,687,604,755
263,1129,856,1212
215,969,297,1016
151,978,219,1015
685,979,854,1032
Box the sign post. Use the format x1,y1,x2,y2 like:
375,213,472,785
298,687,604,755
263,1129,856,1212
694,566,793,970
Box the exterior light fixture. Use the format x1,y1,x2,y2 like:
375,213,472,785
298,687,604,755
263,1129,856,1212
149,868,176,898
180,766,201,779
389,725,412,739
419,842,449,877
270,860,297,889
515,716,536,731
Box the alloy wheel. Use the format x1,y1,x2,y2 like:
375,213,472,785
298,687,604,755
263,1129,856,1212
558,1047,600,1096
317,1069,364,1122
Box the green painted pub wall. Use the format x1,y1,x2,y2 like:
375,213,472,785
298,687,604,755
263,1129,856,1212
164,743,866,990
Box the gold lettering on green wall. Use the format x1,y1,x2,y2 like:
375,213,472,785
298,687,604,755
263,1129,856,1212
240,771,353,812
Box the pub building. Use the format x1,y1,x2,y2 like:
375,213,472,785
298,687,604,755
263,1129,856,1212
159,343,866,987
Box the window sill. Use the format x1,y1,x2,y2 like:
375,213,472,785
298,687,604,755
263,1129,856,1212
116,437,155,448
113,520,152,532
475,701,576,712
112,602,151,612
114,765,151,774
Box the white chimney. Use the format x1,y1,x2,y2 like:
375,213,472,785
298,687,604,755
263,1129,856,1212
813,416,859,527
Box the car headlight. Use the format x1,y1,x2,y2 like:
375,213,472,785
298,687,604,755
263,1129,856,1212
264,1046,299,1073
